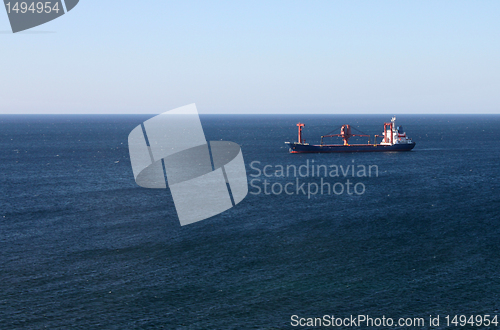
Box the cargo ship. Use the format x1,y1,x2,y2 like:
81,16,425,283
285,117,415,153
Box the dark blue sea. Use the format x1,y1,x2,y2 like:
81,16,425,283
1,115,499,329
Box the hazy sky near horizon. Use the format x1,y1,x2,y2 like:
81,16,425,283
1,1,499,114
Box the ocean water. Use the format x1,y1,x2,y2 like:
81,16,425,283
1,114,499,329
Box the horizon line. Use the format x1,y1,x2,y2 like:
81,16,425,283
1,113,499,115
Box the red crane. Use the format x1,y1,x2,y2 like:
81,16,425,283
321,125,370,145
296,123,305,143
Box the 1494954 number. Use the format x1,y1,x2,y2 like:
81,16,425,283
445,315,498,327
5,2,60,14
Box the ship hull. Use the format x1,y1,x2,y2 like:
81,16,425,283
288,142,416,153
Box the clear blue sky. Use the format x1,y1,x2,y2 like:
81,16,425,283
1,1,499,114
